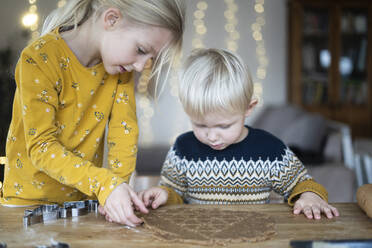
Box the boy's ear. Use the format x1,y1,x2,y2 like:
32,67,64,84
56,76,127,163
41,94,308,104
244,99,258,117
103,8,122,30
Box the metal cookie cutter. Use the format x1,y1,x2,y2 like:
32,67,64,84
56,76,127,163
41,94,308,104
23,200,98,227
23,204,60,227
59,200,98,218
35,239,70,248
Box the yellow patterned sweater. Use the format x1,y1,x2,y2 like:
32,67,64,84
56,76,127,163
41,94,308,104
1,29,138,206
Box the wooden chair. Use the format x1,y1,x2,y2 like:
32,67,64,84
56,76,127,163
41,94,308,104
354,139,372,187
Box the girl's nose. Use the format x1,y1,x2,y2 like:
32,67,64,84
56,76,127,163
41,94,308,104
133,57,149,72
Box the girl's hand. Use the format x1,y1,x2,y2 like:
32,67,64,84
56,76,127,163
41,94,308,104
98,205,114,222
293,192,340,219
103,182,149,226
98,205,106,215
138,187,168,209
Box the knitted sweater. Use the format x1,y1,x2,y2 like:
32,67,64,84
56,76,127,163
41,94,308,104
160,127,328,206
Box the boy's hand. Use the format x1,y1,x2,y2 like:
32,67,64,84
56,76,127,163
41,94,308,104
138,187,168,209
293,192,339,219
103,182,149,226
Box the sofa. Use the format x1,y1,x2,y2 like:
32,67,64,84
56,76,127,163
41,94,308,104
133,104,357,203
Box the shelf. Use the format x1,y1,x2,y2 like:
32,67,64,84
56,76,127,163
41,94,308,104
288,0,372,138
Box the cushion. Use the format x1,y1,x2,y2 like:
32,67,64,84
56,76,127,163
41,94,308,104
136,146,170,175
252,104,304,138
306,163,356,202
281,112,327,153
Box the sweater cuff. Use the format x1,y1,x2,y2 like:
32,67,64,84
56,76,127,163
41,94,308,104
158,186,184,205
287,179,328,206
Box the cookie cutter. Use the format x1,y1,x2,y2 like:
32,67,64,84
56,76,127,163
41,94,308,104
23,204,60,227
23,200,98,227
35,240,70,248
0,241,69,248
59,200,98,218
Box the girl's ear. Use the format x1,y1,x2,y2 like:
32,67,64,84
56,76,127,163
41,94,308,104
103,8,122,30
244,99,258,117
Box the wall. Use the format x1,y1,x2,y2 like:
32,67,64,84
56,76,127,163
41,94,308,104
0,0,287,147
138,0,288,146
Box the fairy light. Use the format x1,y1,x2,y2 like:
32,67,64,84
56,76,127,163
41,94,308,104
167,1,209,145
57,0,67,8
192,1,208,49
252,0,267,106
136,59,154,146
224,0,239,52
168,1,208,145
22,0,40,42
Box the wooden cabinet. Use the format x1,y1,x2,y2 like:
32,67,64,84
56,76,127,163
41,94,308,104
288,0,372,138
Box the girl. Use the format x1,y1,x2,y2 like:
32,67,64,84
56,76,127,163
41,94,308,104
0,0,185,227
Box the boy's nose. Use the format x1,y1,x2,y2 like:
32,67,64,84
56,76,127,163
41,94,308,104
207,130,218,142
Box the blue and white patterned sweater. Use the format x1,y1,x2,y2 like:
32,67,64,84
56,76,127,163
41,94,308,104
160,126,318,205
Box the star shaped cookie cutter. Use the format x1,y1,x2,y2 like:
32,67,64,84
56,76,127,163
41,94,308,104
23,200,98,227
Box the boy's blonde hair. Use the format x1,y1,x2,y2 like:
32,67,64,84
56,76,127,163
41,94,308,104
42,0,185,98
179,48,254,119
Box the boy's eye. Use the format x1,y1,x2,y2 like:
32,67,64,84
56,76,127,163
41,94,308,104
220,125,231,129
194,124,205,128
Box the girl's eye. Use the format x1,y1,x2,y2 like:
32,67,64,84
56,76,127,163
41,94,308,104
137,47,146,55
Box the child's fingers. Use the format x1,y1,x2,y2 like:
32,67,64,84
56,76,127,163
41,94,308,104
130,189,149,214
303,207,313,219
322,206,334,219
323,204,339,218
311,206,321,219
152,196,164,209
105,204,128,225
152,191,167,209
293,201,303,215
141,191,150,206
98,205,106,216
293,206,301,215
122,206,142,226
105,214,113,222
331,206,340,217
142,190,155,207
137,191,145,202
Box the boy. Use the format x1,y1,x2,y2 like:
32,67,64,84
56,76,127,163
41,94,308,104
139,48,339,219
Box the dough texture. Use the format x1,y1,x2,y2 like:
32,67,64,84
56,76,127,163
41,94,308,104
142,206,277,246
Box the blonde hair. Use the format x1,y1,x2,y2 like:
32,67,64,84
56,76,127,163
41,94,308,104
179,48,254,119
42,0,185,98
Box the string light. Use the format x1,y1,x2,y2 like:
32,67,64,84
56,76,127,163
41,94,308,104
252,0,267,106
224,0,239,52
57,0,67,8
136,59,154,146
22,0,40,42
167,1,209,145
192,1,208,49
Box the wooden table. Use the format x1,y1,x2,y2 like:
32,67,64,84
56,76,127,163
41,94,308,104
0,203,371,247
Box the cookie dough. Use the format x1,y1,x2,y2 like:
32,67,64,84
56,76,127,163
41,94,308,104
357,184,372,218
142,206,276,246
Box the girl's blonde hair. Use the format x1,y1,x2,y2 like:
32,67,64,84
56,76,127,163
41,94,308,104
42,0,185,98
179,48,254,119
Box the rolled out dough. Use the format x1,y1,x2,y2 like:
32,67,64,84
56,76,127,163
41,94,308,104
142,206,276,246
